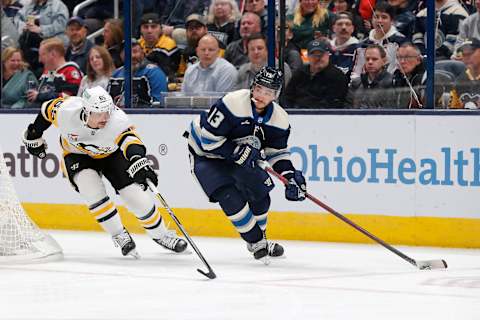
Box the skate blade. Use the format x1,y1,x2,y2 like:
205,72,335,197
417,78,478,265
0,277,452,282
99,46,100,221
160,248,192,255
260,255,270,265
127,249,141,259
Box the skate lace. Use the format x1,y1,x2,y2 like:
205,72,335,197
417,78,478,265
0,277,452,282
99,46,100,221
112,230,131,248
158,230,180,249
250,239,267,252
267,242,277,255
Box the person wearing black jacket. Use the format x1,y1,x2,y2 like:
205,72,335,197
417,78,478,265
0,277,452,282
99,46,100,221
283,39,348,108
392,43,426,108
347,44,395,108
387,0,416,40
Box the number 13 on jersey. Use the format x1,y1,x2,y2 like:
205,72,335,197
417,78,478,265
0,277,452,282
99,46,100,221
207,107,225,128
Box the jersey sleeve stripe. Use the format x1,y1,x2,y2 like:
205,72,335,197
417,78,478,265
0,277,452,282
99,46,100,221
115,128,141,146
200,128,227,151
41,97,64,124
121,139,143,158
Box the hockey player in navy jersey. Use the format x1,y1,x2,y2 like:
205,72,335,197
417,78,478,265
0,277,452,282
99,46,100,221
21,86,187,258
186,66,307,261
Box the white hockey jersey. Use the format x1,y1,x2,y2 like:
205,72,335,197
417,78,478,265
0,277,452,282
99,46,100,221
41,96,142,159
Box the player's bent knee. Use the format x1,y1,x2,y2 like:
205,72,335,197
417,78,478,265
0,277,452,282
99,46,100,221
212,185,246,216
250,195,270,215
118,183,155,214
74,169,108,204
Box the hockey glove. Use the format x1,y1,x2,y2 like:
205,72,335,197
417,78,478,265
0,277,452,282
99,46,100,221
284,170,307,201
231,144,261,169
127,156,158,191
22,124,47,159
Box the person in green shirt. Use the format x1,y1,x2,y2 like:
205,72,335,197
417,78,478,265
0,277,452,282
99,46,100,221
1,47,38,109
287,0,334,50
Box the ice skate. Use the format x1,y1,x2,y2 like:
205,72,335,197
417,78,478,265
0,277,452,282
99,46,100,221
248,240,284,258
153,230,188,253
247,239,270,264
267,241,285,258
112,228,140,259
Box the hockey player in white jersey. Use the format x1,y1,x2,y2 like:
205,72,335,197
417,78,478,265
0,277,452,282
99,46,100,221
21,86,187,258
186,66,307,261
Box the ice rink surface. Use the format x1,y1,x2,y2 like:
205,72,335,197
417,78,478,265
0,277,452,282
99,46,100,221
0,230,479,320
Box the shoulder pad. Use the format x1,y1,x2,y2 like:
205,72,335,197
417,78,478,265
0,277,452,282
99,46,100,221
268,102,290,130
41,97,65,123
221,90,252,118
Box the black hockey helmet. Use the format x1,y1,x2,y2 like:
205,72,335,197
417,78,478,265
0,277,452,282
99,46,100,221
252,66,283,91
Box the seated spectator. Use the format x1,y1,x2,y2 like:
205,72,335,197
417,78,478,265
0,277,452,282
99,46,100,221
352,2,407,78
138,13,180,80
453,0,480,59
284,39,348,108
2,0,22,20
387,0,416,40
244,0,268,32
392,43,425,108
180,14,210,72
366,2,407,45
413,0,468,60
108,39,168,108
236,33,292,89
287,0,334,50
332,0,368,40
65,16,94,74
206,0,241,46
224,12,262,68
276,21,303,74
347,44,395,108
330,12,360,75
103,19,124,68
76,1,113,34
450,39,480,109
1,9,19,50
182,34,238,94
1,47,37,109
158,0,210,28
27,37,83,108
77,45,114,97
15,0,69,77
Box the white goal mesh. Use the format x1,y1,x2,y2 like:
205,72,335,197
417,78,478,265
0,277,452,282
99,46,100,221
0,146,62,263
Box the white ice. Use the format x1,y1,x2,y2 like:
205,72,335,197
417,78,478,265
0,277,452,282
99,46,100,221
0,230,479,320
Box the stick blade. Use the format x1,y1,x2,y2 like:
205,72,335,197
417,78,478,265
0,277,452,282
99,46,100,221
416,259,448,270
197,268,217,279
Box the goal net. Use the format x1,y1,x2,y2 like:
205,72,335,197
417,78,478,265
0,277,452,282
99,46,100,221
0,146,63,263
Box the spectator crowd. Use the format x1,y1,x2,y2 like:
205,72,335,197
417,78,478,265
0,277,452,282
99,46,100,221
1,0,480,109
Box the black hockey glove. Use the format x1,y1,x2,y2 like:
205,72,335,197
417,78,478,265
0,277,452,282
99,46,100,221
231,144,261,169
127,155,158,191
22,124,47,159
284,170,307,201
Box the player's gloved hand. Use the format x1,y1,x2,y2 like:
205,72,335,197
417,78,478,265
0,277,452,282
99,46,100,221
22,124,47,159
284,170,307,201
127,155,158,191
231,144,261,169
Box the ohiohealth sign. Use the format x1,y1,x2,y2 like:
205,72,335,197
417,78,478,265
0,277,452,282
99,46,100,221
292,145,480,187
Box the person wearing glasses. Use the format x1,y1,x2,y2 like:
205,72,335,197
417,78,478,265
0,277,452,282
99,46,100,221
392,42,425,108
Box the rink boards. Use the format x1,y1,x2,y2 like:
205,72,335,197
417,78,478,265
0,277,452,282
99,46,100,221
1,112,479,248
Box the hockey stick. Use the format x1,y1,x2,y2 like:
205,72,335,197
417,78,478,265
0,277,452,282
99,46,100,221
258,161,447,270
147,180,217,279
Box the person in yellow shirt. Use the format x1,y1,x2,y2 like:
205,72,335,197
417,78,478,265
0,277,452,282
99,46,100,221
138,13,180,80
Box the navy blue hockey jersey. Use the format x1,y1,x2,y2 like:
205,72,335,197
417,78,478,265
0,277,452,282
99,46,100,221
187,89,292,168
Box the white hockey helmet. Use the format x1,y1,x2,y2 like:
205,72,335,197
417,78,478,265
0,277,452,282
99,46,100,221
82,86,114,122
